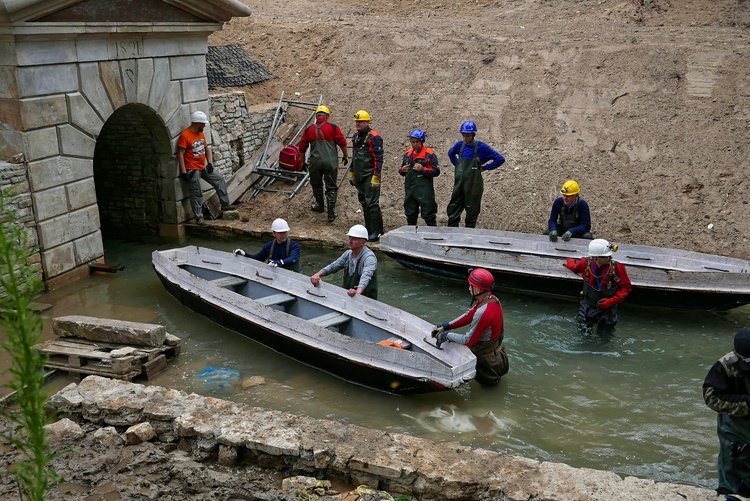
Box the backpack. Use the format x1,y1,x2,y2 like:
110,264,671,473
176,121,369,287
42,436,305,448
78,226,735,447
278,145,303,172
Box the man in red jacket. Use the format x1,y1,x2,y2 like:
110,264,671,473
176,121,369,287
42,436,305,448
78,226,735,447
564,238,632,338
297,105,348,222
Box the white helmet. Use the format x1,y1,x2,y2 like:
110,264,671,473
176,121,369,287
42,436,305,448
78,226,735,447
588,238,615,257
271,218,290,232
347,224,368,240
190,111,209,124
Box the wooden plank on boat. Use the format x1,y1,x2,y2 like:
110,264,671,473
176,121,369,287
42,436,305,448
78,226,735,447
211,276,248,288
256,293,296,306
309,312,351,329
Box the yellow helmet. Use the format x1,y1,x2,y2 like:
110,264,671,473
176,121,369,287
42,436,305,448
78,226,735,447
560,179,580,196
354,110,371,122
315,105,330,115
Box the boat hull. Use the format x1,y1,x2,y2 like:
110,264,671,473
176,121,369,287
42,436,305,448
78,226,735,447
380,226,750,311
153,246,476,394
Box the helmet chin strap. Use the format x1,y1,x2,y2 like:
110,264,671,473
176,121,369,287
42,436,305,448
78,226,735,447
469,286,489,305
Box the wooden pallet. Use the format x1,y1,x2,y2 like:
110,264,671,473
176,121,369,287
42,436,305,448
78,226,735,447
34,335,181,382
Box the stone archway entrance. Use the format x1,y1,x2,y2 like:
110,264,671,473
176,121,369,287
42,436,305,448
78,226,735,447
0,0,252,288
94,104,172,238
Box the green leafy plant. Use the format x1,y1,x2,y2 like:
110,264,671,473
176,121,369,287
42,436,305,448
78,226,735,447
0,189,60,500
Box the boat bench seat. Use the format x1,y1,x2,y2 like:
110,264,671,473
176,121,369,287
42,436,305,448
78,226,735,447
309,312,351,329
256,293,296,306
210,276,248,288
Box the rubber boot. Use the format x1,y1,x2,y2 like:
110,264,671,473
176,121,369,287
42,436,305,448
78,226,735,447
362,205,372,236
368,207,384,242
326,188,337,222
311,186,325,213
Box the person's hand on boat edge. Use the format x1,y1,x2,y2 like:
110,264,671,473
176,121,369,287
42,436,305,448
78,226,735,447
346,287,364,297
561,231,573,241
310,271,323,286
269,259,284,267
233,248,246,256
549,230,558,242
597,298,616,309
564,257,577,270
431,323,451,348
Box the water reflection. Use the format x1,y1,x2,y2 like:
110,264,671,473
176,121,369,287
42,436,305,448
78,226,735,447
32,235,750,490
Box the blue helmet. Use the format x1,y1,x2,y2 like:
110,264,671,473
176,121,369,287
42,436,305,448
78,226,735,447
459,120,477,134
409,129,426,142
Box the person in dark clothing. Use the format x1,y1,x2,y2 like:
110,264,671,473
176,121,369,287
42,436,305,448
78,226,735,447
310,224,378,299
233,218,301,272
703,327,750,499
348,110,385,242
297,105,348,222
546,179,593,241
399,129,440,226
446,120,505,228
431,268,508,386
564,238,631,338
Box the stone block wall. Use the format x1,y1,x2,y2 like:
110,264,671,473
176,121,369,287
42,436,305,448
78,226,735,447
208,92,276,179
0,159,43,291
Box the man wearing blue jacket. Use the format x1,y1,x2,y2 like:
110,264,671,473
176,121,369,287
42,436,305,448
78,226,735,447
546,179,593,241
446,121,505,228
233,218,301,272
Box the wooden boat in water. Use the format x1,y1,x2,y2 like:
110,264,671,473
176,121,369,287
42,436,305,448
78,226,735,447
379,226,750,311
152,246,476,394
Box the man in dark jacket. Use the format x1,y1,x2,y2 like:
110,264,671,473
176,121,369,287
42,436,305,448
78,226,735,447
399,129,440,226
348,110,384,241
234,218,301,272
703,327,750,499
547,179,593,241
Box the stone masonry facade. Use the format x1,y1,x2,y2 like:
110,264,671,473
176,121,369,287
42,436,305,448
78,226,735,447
0,0,255,289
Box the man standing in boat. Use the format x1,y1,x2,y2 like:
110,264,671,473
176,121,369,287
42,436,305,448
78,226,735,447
546,179,593,241
399,129,440,226
233,218,301,272
310,224,378,299
564,238,632,337
703,327,750,499
446,120,505,228
430,268,508,386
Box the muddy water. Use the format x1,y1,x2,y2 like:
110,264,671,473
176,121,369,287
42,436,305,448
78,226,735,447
28,235,750,490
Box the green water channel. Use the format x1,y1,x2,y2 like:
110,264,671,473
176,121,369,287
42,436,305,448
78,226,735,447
37,235,750,490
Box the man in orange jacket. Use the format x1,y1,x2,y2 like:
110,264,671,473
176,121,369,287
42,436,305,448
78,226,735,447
564,238,632,338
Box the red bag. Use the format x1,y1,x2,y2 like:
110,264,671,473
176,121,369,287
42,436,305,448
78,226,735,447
279,145,303,172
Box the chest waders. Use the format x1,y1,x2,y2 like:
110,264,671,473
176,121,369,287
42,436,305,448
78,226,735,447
447,142,483,228
470,296,508,386
270,240,302,272
403,152,437,226
577,258,620,336
558,203,580,233
352,132,383,240
309,123,339,220
342,252,378,300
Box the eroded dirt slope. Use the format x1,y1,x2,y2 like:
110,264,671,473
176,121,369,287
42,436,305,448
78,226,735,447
211,0,750,259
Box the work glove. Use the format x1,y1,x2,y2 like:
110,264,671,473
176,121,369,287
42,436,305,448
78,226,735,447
597,298,616,309
561,231,573,242
564,257,576,270
430,325,445,338
342,156,349,166
180,171,191,182
269,259,284,267
348,171,355,186
205,163,214,174
371,175,381,188
548,230,558,242
233,249,246,256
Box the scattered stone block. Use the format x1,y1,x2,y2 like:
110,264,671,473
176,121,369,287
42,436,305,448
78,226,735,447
45,417,85,442
53,315,166,347
124,422,156,445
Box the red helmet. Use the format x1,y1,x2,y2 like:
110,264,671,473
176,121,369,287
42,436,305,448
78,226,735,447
468,268,494,291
